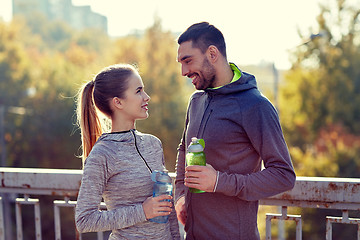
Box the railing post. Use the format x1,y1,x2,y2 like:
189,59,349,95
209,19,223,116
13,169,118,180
266,214,272,240
326,217,332,240
278,206,285,240
326,210,360,240
15,199,23,240
54,200,62,240
34,201,42,240
0,197,4,240
15,195,42,240
265,206,302,240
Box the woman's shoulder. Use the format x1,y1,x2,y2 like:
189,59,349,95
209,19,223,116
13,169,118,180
85,139,122,166
136,131,161,141
136,131,163,148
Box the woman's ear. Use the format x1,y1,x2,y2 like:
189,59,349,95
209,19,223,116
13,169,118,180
112,97,123,110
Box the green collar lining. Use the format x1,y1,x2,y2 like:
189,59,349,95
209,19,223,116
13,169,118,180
208,63,241,90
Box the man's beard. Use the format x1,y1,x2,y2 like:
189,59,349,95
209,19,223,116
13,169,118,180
195,58,216,90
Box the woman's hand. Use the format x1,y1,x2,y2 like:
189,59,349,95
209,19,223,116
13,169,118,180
142,195,173,219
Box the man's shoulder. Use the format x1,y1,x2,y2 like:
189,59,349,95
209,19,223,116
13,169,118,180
189,90,206,101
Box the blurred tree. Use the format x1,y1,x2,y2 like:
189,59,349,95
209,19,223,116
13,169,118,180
279,0,360,239
281,0,360,176
136,17,192,171
4,13,113,170
113,35,142,65
0,21,31,106
0,20,32,169
15,52,82,169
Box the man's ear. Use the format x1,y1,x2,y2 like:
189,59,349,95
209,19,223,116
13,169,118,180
112,97,123,110
207,45,219,63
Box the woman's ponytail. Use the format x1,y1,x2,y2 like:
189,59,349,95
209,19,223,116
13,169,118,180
77,81,102,165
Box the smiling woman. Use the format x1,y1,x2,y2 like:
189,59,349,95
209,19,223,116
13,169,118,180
74,64,180,239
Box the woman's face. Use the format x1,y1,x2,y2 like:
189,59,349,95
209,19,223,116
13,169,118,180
120,73,150,121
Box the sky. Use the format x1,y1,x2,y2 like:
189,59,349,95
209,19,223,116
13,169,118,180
0,0,323,69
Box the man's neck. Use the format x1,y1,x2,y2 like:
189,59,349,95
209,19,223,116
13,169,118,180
213,62,234,88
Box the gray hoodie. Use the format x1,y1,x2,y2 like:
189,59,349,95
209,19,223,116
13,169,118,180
76,129,180,239
175,64,296,239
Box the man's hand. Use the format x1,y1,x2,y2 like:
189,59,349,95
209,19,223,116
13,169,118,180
175,196,187,225
185,164,217,192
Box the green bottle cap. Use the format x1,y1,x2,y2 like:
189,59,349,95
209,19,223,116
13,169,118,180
198,138,205,149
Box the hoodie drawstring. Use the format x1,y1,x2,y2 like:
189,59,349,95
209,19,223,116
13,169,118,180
131,130,153,173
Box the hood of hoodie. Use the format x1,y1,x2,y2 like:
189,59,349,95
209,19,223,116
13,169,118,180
96,129,137,144
205,69,258,96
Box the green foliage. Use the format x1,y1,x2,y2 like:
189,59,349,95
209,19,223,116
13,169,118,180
281,0,360,175
0,21,31,106
0,12,191,173
279,0,360,239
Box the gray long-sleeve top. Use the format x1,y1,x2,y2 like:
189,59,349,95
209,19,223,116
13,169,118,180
76,129,180,239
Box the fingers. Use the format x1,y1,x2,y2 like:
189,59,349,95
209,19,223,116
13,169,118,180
185,165,204,172
153,194,173,201
175,196,187,225
151,197,173,216
143,195,173,220
184,167,206,181
177,210,187,225
184,164,217,192
185,163,214,172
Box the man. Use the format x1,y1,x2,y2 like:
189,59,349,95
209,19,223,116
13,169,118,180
174,22,296,239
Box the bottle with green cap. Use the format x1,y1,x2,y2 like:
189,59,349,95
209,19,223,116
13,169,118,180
186,137,206,193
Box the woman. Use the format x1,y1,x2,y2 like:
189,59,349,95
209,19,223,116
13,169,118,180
75,64,180,239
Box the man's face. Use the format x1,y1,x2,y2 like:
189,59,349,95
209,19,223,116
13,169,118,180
177,41,216,90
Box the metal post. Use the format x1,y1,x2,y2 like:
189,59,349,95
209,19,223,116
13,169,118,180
15,200,23,240
0,105,12,240
34,201,42,240
54,203,61,240
278,206,285,240
0,197,4,240
0,105,5,167
266,214,272,240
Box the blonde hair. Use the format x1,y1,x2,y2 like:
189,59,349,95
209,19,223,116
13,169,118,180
76,64,137,165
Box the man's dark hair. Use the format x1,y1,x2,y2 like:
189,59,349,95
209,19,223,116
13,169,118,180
178,22,227,58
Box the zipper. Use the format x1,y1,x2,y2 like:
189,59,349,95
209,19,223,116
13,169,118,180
198,109,213,139
197,94,213,139
131,130,152,173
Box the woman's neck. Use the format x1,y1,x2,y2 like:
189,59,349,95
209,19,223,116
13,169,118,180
111,119,135,133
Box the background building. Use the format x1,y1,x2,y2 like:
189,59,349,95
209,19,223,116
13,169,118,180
13,0,107,33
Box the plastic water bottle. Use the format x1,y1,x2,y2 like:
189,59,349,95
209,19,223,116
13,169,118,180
186,137,206,193
149,170,173,223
